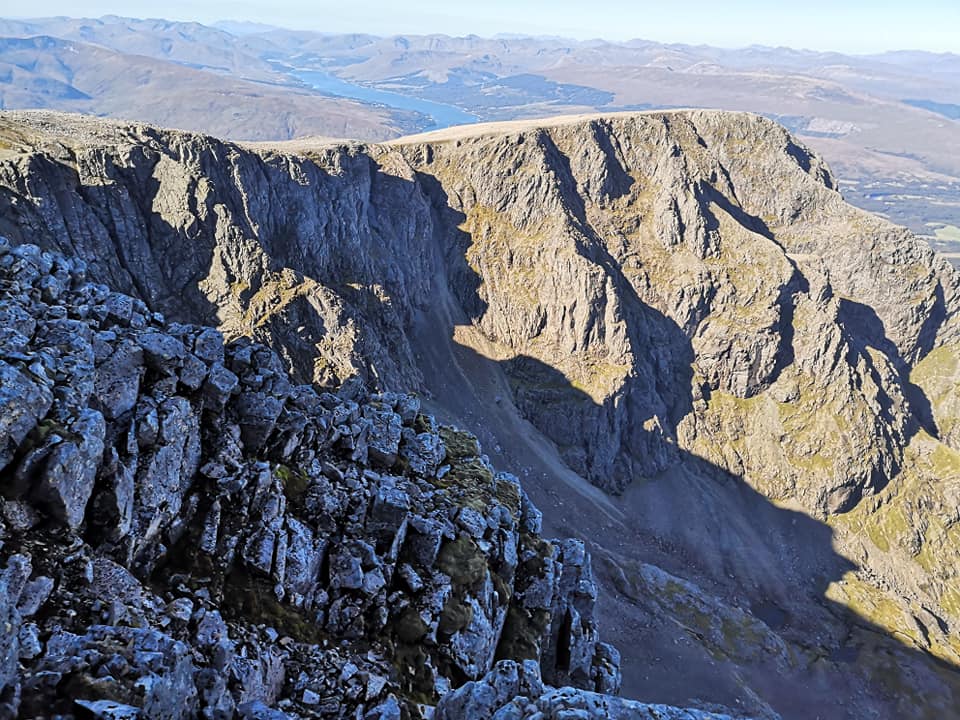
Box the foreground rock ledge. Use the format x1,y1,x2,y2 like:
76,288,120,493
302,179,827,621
0,240,746,719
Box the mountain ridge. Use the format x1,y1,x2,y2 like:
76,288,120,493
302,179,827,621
1,108,960,717
0,35,421,141
4,14,960,246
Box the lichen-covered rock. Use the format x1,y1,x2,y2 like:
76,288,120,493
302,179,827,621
435,661,751,720
0,555,31,714
93,339,144,419
0,361,53,472
0,242,622,718
24,626,200,720
31,408,106,529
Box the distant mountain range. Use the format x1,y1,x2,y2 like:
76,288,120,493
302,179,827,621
1,15,959,242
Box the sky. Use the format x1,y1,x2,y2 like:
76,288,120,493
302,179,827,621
9,0,960,54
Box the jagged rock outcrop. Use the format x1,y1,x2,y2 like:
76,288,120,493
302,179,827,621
0,241,658,718
2,109,960,717
434,660,738,720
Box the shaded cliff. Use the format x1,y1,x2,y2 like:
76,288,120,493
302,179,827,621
1,109,959,717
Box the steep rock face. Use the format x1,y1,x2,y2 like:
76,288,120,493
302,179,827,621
0,115,438,395
388,115,957,510
0,240,644,718
7,110,951,508
2,110,960,716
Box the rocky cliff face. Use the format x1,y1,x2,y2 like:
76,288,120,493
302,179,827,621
0,239,682,718
1,109,959,718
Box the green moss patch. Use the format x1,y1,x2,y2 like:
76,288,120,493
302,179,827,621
437,535,488,586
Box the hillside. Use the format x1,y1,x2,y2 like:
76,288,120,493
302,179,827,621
0,35,420,141
1,109,959,718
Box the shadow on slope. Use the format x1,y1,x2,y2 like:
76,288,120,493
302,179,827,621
422,340,960,719
838,296,941,442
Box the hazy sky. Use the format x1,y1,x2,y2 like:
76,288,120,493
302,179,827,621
10,0,960,54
